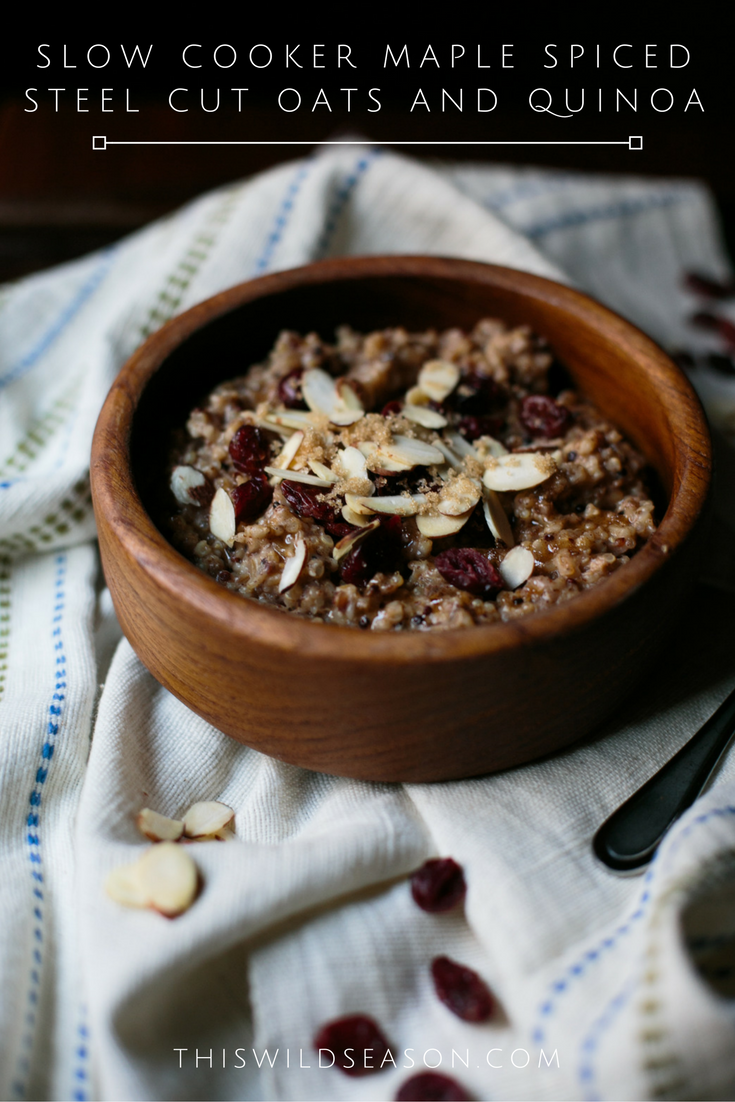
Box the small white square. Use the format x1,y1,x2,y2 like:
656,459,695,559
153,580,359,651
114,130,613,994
629,135,643,151
92,135,107,151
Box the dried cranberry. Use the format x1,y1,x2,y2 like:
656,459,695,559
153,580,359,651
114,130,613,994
684,271,735,299
689,310,720,331
278,368,307,409
435,549,503,599
313,1015,391,1077
457,415,503,442
340,516,403,585
411,858,466,913
231,477,272,522
519,395,571,439
431,956,493,1022
671,350,696,372
452,371,502,415
717,316,735,348
706,352,735,376
281,480,335,524
229,424,270,474
396,1071,470,1101
381,400,403,416
341,544,372,586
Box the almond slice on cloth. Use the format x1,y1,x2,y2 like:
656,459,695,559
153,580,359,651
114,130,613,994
136,842,199,917
482,452,556,492
136,808,184,843
183,801,236,838
278,536,307,592
209,487,236,546
104,862,149,909
499,545,535,589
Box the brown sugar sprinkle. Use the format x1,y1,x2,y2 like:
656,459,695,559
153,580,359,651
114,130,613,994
167,320,657,631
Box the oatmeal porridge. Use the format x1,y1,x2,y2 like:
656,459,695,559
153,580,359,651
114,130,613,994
166,320,657,631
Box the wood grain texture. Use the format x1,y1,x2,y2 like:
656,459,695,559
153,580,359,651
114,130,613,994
90,257,712,781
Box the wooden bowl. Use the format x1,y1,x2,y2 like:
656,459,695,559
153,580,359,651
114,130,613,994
91,257,711,782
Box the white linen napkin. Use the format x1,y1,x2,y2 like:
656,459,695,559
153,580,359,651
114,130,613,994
1,145,734,1102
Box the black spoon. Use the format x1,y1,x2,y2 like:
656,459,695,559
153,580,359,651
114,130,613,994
593,685,735,872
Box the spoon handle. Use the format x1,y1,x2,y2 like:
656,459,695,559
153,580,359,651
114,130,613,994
593,685,735,872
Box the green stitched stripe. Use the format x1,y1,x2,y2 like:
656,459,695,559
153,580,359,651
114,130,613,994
0,477,92,559
0,381,82,479
0,555,10,702
137,188,241,343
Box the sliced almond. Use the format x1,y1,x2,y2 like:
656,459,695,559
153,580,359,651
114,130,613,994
273,430,304,471
347,493,424,517
265,410,315,431
499,545,534,589
266,467,334,488
136,808,184,843
302,367,338,415
254,417,294,439
170,466,212,506
278,536,307,592
445,431,484,459
136,842,198,917
357,441,378,459
433,439,464,472
309,460,340,483
418,359,460,403
335,446,368,480
345,493,378,516
183,801,236,838
471,434,509,459
438,479,482,516
405,385,431,407
482,491,515,547
332,520,380,561
209,487,236,546
366,450,413,473
105,862,149,909
416,509,474,537
335,377,363,411
402,405,448,429
375,436,445,469
342,504,373,527
302,368,364,426
483,452,556,492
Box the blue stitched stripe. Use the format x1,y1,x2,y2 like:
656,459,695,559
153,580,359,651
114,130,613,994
313,150,380,259
252,164,311,274
520,192,685,239
12,554,68,1099
71,1011,90,1100
0,251,114,391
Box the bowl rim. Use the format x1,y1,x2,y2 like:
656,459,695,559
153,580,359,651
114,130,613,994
91,255,712,666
